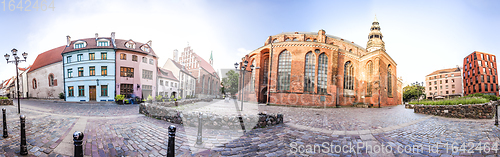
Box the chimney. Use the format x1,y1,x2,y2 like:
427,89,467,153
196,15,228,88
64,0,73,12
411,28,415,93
111,32,116,47
66,35,71,47
95,33,98,40
147,40,152,47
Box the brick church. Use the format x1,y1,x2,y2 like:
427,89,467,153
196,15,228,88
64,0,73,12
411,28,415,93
238,16,401,107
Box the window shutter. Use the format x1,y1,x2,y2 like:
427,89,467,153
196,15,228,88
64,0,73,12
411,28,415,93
54,79,57,86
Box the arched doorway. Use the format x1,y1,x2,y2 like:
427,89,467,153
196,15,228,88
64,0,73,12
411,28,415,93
259,87,267,103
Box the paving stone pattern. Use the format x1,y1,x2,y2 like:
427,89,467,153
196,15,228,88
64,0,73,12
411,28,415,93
0,99,498,156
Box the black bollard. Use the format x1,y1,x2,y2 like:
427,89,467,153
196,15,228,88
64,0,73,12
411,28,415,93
20,115,27,155
196,113,203,145
495,104,498,126
277,114,283,124
73,131,84,157
2,108,7,138
167,125,176,157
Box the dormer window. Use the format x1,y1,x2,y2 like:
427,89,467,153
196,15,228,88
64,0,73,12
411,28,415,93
74,41,86,49
97,39,109,46
292,38,298,41
141,45,150,52
285,38,291,42
125,41,135,49
306,38,312,42
272,39,278,43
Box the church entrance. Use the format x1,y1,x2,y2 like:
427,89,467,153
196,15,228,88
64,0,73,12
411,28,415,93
259,87,267,104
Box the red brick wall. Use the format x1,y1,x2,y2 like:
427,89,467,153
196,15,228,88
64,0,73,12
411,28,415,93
240,31,399,106
463,51,498,96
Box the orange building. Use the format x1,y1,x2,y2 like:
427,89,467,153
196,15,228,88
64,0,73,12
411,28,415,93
238,17,400,107
463,51,498,96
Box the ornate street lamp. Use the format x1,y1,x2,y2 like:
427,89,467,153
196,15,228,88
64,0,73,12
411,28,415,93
234,60,254,111
5,48,28,114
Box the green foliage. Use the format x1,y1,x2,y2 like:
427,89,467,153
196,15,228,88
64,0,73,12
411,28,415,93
0,97,8,99
124,99,129,104
171,95,175,99
178,96,182,100
222,70,239,95
59,92,65,99
115,95,125,101
465,93,498,101
409,97,489,105
403,84,425,102
156,95,163,101
147,95,153,101
186,95,191,99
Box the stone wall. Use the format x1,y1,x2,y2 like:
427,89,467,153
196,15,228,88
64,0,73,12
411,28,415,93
414,101,497,119
0,99,13,105
154,98,213,107
139,103,283,130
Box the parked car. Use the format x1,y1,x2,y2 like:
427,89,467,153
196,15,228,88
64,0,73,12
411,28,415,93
124,94,141,104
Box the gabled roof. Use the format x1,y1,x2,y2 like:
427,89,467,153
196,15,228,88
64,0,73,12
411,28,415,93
19,65,31,72
157,67,179,81
168,59,195,78
426,67,462,77
62,38,114,54
28,46,65,73
115,39,157,57
193,53,219,78
61,38,157,57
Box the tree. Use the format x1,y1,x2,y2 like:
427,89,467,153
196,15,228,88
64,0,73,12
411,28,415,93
403,84,425,102
220,82,225,94
222,70,239,95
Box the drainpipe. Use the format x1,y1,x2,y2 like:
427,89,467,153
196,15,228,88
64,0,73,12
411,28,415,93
267,37,273,104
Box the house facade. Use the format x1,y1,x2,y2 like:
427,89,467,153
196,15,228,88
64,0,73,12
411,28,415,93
425,67,463,99
162,58,195,98
157,67,179,98
114,38,157,100
463,51,498,96
28,46,65,99
62,33,116,102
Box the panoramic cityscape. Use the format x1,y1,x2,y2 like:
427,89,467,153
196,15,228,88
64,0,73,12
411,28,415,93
0,0,499,156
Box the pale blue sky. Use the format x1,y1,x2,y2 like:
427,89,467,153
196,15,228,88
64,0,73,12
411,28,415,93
0,0,499,86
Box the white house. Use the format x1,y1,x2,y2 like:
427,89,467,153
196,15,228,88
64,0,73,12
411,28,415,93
27,46,65,99
157,67,179,98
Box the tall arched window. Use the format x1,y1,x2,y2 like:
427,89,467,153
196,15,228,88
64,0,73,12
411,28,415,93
304,52,315,92
261,57,269,85
48,74,54,86
366,61,373,96
277,50,291,91
317,53,328,93
387,65,393,97
32,79,37,89
344,61,354,95
250,59,256,93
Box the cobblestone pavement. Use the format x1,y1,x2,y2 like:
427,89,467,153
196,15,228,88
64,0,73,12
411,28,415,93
260,104,429,131
0,99,498,156
18,100,138,116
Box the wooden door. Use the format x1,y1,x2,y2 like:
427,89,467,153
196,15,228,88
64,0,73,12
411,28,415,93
89,86,96,101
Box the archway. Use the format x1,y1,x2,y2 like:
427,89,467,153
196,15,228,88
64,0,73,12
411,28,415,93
259,87,268,104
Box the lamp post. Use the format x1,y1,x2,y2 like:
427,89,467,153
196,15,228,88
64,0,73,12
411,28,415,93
4,48,28,114
234,61,254,111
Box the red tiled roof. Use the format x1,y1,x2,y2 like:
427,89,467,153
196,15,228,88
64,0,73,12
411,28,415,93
426,67,461,76
157,67,179,81
28,46,65,73
62,38,157,57
193,53,218,78
19,65,31,71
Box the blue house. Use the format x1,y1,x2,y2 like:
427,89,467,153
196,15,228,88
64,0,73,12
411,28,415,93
62,33,116,102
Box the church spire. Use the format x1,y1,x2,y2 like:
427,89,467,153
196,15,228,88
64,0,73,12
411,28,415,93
367,15,385,52
209,51,213,66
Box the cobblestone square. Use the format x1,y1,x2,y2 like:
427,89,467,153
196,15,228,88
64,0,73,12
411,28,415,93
0,99,498,156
